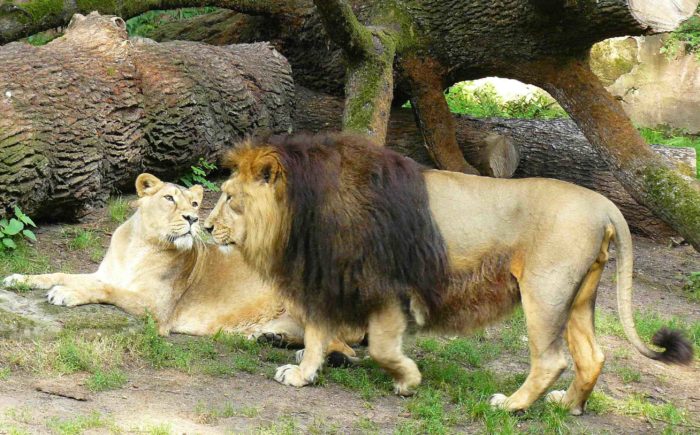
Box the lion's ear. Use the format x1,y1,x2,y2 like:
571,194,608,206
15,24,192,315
135,173,164,197
258,159,281,184
188,184,204,203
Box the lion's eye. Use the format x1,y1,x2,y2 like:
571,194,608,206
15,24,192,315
164,195,175,202
192,201,199,207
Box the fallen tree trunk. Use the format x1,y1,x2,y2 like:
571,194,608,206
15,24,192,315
294,87,695,239
0,12,294,220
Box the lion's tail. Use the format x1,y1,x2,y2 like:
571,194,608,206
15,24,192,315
609,206,693,365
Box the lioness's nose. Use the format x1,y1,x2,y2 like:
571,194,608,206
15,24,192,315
183,215,198,224
204,224,214,234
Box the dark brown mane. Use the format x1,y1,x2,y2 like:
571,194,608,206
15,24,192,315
257,132,450,326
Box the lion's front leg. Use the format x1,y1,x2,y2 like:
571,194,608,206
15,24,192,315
274,322,331,388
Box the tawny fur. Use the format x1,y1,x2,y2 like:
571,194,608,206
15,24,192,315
2,173,362,357
205,132,693,415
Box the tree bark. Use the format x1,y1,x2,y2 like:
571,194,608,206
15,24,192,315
511,58,700,249
0,12,294,220
293,87,695,239
2,0,699,246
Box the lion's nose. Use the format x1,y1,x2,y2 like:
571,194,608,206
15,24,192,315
183,215,198,224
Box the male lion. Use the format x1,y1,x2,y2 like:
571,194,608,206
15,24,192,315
2,173,359,359
204,133,693,415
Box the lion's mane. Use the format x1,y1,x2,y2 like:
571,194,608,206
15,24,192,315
252,133,450,326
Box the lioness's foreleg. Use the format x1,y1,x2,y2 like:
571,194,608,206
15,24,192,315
490,276,570,411
274,322,331,387
368,302,421,396
3,273,111,307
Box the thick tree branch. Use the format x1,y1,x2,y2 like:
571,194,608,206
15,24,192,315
0,0,298,44
312,0,396,143
402,56,479,174
512,58,700,249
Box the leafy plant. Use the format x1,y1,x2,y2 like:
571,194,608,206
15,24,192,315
180,157,220,191
0,207,37,250
126,7,220,37
661,11,700,60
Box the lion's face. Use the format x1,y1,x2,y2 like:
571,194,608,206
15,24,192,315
204,145,288,271
134,173,204,251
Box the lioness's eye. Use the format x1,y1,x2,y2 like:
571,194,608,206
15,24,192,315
164,195,174,202
192,201,199,207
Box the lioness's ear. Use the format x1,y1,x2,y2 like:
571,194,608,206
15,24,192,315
135,173,164,197
188,184,204,203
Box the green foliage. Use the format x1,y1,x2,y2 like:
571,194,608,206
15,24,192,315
661,12,700,60
437,82,568,120
179,157,220,191
683,272,700,302
126,7,219,37
639,126,700,178
0,207,37,251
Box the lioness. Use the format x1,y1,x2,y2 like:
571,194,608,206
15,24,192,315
2,173,359,359
204,133,692,415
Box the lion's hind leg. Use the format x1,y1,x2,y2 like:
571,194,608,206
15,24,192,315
547,232,610,415
367,302,421,396
490,274,572,412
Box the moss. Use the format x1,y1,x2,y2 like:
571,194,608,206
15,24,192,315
0,307,36,338
75,0,117,15
343,31,396,134
18,0,64,22
642,165,700,247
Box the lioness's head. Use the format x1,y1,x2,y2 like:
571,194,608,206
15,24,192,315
204,142,288,271
134,173,204,251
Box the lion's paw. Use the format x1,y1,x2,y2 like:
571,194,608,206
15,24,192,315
255,332,289,348
394,382,417,397
546,390,583,416
47,286,83,307
2,274,26,288
274,364,315,387
489,393,509,409
545,390,566,404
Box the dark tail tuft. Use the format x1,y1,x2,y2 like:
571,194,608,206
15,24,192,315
651,327,694,365
326,351,356,368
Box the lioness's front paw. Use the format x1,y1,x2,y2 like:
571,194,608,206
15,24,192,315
2,274,26,288
274,364,315,387
47,286,83,307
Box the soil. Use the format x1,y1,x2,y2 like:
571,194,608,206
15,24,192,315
0,190,698,434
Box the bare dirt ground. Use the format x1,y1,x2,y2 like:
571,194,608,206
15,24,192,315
0,190,698,434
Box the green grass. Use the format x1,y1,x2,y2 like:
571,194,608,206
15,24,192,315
86,368,127,391
107,197,130,224
683,272,700,302
588,391,693,432
596,310,700,351
65,228,101,251
639,126,700,178
0,241,51,277
0,367,10,380
45,411,115,435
